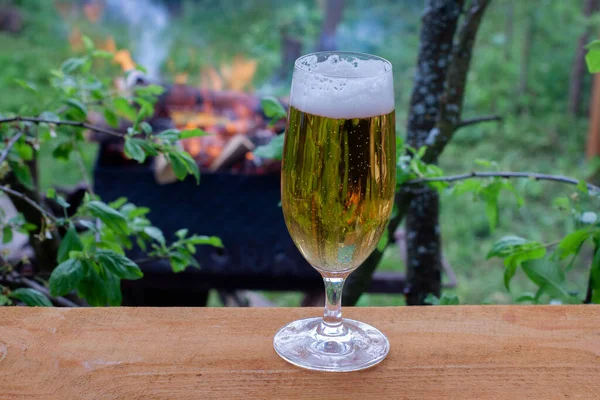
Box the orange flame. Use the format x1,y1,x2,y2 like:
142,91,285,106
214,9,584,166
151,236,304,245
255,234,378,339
199,55,257,92
114,50,136,71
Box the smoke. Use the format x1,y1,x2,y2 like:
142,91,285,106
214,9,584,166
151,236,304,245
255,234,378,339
106,0,171,79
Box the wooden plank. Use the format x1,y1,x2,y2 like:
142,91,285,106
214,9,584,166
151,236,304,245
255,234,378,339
0,306,598,399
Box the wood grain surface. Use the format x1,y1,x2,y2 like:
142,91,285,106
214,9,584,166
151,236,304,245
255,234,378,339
0,306,598,399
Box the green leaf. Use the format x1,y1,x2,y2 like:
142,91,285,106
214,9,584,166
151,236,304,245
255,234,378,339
39,111,60,123
64,98,88,120
157,129,181,142
10,288,52,307
134,98,154,122
57,227,83,263
61,57,87,74
46,188,56,199
0,294,11,305
13,78,37,93
169,250,199,272
105,270,123,306
52,141,73,161
487,236,528,258
438,294,459,305
522,260,570,301
2,226,13,244
253,134,284,160
424,293,439,305
95,250,143,280
136,140,158,157
135,84,165,97
77,265,109,306
175,228,188,239
109,197,128,209
113,98,137,121
49,258,85,296
144,226,165,245
556,229,593,260
586,45,600,73
140,121,153,135
515,293,537,303
8,160,34,189
577,179,589,194
503,246,546,290
485,199,498,231
450,179,482,197
169,153,189,181
585,40,600,51
56,195,70,209
103,108,119,128
169,253,189,272
124,137,147,163
16,142,33,161
480,181,503,231
424,293,459,305
187,235,223,247
86,201,128,235
92,50,114,59
82,35,94,52
180,128,209,139
261,97,287,119
178,151,200,184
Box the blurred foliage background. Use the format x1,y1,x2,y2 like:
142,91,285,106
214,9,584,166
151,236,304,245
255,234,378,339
0,0,597,306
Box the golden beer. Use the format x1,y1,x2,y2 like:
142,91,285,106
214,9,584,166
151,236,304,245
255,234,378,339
281,105,396,273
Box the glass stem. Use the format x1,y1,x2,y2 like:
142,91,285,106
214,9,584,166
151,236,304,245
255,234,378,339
320,275,347,336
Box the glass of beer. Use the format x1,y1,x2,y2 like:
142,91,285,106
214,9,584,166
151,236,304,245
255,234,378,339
273,52,395,372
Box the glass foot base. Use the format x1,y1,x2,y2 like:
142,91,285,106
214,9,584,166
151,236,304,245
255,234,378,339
273,317,390,372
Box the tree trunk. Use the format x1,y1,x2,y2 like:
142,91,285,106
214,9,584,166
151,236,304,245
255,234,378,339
403,0,464,305
317,0,344,51
568,0,598,117
343,0,491,306
405,187,441,305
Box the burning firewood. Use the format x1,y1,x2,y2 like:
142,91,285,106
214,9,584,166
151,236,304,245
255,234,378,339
209,135,255,172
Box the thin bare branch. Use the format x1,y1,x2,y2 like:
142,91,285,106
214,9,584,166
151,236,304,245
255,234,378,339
408,171,600,193
0,185,57,223
457,115,502,129
0,131,24,165
0,116,124,138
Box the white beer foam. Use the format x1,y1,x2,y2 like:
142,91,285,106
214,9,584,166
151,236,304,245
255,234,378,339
290,53,394,119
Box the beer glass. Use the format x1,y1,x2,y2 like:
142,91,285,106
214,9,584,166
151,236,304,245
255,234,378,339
274,52,395,372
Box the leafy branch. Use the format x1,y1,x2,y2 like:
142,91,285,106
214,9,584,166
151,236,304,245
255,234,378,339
408,171,600,193
0,116,125,138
